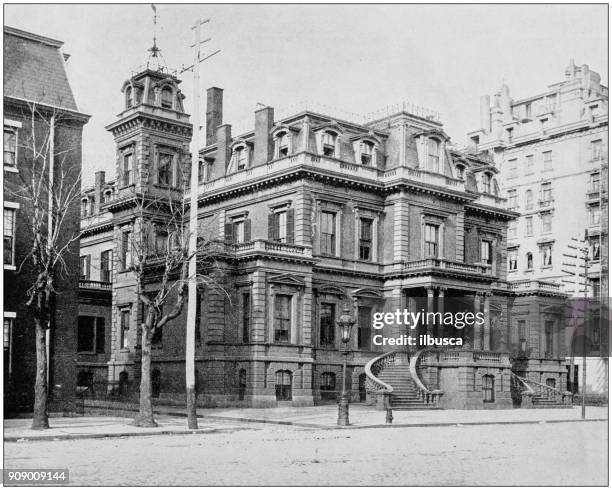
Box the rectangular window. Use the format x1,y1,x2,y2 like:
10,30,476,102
545,321,554,357
480,240,492,264
541,213,552,233
588,173,600,194
507,190,518,210
4,129,17,167
100,250,112,283
80,255,91,280
320,211,336,255
525,190,534,210
518,320,526,347
540,183,552,205
542,151,553,170
322,132,336,157
589,205,601,226
3,208,16,266
320,303,335,346
424,224,439,257
508,221,517,239
157,154,173,187
525,216,533,236
270,211,287,243
525,155,534,175
508,249,518,271
195,289,203,346
427,139,440,172
120,309,130,349
483,375,495,402
360,141,374,166
236,148,248,170
242,292,251,343
359,218,373,261
3,317,12,350
508,158,518,178
541,244,552,267
122,153,133,187
121,230,132,270
155,231,168,255
77,316,105,354
357,306,372,350
233,220,245,244
273,294,292,343
590,238,601,261
591,139,603,161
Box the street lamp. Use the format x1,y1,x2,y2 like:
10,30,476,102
337,305,355,426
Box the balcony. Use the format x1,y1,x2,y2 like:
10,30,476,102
399,258,492,277
79,280,112,290
538,198,554,210
230,239,313,260
586,189,601,202
508,279,563,296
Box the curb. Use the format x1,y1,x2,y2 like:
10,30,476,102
5,417,606,442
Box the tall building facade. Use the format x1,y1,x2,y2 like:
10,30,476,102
78,62,572,409
4,26,89,413
468,61,608,388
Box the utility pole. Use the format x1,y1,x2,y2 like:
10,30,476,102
563,232,591,419
184,17,220,430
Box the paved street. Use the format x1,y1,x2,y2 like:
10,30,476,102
4,420,607,486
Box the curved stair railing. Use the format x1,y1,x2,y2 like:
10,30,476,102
409,349,443,407
364,351,397,398
512,374,572,405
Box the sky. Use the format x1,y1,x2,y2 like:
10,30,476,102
4,4,608,187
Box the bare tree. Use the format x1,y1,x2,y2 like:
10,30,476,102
7,101,83,430
123,168,230,427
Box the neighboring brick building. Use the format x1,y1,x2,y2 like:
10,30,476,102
3,26,89,413
78,62,573,410
468,61,608,391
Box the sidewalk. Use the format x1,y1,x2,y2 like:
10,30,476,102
4,404,607,442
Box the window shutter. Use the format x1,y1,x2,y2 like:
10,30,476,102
224,222,234,244
286,209,295,244
268,213,275,241
244,219,251,242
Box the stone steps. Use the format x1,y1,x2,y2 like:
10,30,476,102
377,364,437,410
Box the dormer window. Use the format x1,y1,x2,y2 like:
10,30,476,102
236,146,248,170
103,189,113,204
161,87,173,109
360,141,374,166
322,132,337,157
81,198,88,218
276,132,289,158
126,86,134,108
455,164,466,179
482,173,492,194
427,138,440,172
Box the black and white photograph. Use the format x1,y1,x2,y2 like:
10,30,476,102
1,2,609,486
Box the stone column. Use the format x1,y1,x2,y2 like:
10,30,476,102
473,293,482,350
483,293,491,351
427,287,435,337
437,287,446,337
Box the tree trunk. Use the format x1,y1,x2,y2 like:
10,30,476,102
31,318,49,430
133,328,157,427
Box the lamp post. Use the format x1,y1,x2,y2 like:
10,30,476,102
337,306,355,426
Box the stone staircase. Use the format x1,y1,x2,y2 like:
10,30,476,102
377,364,437,410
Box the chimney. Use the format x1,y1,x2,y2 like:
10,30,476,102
94,171,105,213
254,106,274,166
206,87,223,146
480,95,491,133
216,124,232,175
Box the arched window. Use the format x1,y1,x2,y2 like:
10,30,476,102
276,132,289,158
238,369,247,401
275,370,292,401
360,140,374,166
321,131,337,158
126,86,133,108
320,372,336,400
161,87,173,109
152,368,161,398
358,373,367,402
525,190,533,210
81,198,88,217
88,197,95,216
482,374,494,402
103,189,113,204
526,252,533,270
427,138,440,172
